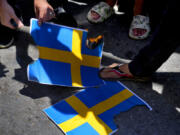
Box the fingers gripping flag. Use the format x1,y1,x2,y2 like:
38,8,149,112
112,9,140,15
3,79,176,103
43,81,152,135
28,18,104,87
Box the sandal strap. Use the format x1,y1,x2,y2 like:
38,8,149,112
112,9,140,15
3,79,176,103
109,65,133,78
99,65,151,82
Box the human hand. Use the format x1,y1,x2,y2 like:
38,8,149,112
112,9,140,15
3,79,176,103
34,0,55,26
0,0,24,29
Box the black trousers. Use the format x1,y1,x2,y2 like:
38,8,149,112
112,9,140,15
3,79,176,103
0,0,68,29
129,0,180,77
0,0,34,36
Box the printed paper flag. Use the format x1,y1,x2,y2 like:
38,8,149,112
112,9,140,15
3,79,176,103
28,18,104,87
43,81,152,135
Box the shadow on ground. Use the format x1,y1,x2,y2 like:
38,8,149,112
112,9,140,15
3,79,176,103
8,0,180,135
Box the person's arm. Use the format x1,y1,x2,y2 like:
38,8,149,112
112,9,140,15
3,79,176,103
34,0,55,26
0,0,23,29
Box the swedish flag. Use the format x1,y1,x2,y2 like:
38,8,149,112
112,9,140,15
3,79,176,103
43,81,152,135
28,19,104,87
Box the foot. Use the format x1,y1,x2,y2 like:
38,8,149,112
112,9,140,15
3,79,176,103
129,15,150,40
99,63,133,79
87,2,114,23
90,10,101,20
132,28,147,37
99,63,151,82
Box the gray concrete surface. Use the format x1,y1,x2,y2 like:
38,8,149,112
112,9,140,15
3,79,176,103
0,1,180,135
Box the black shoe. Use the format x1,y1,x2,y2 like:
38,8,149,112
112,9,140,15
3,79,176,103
0,25,15,49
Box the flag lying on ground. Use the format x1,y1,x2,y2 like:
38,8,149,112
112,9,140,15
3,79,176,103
28,18,104,87
43,81,152,135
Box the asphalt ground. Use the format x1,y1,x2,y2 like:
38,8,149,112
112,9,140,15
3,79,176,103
0,0,180,135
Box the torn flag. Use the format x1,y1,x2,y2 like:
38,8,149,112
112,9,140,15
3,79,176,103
43,81,152,135
28,18,104,87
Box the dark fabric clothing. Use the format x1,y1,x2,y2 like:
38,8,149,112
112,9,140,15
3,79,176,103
143,0,167,29
129,0,180,77
0,0,34,33
0,0,69,36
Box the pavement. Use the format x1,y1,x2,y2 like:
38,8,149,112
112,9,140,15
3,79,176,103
0,1,180,135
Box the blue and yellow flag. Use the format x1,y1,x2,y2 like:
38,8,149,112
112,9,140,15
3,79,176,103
43,81,152,135
28,19,104,87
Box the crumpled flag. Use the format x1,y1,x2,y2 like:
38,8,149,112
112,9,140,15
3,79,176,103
28,18,104,87
43,81,152,135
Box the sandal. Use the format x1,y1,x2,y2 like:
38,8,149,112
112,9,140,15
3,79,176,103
87,2,114,23
99,64,151,82
129,15,150,40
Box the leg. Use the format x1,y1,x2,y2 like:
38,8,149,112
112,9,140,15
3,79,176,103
144,0,166,30
133,0,144,16
87,0,116,23
99,0,180,80
105,0,117,7
129,0,180,77
129,0,150,40
0,0,20,49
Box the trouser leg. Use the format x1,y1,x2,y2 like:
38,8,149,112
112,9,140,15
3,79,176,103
0,0,21,47
128,0,180,77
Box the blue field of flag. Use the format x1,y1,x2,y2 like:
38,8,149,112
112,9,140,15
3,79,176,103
43,81,152,135
28,18,104,87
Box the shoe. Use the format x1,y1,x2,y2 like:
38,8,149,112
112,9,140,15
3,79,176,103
98,64,151,82
87,2,114,23
129,15,151,40
0,25,14,49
